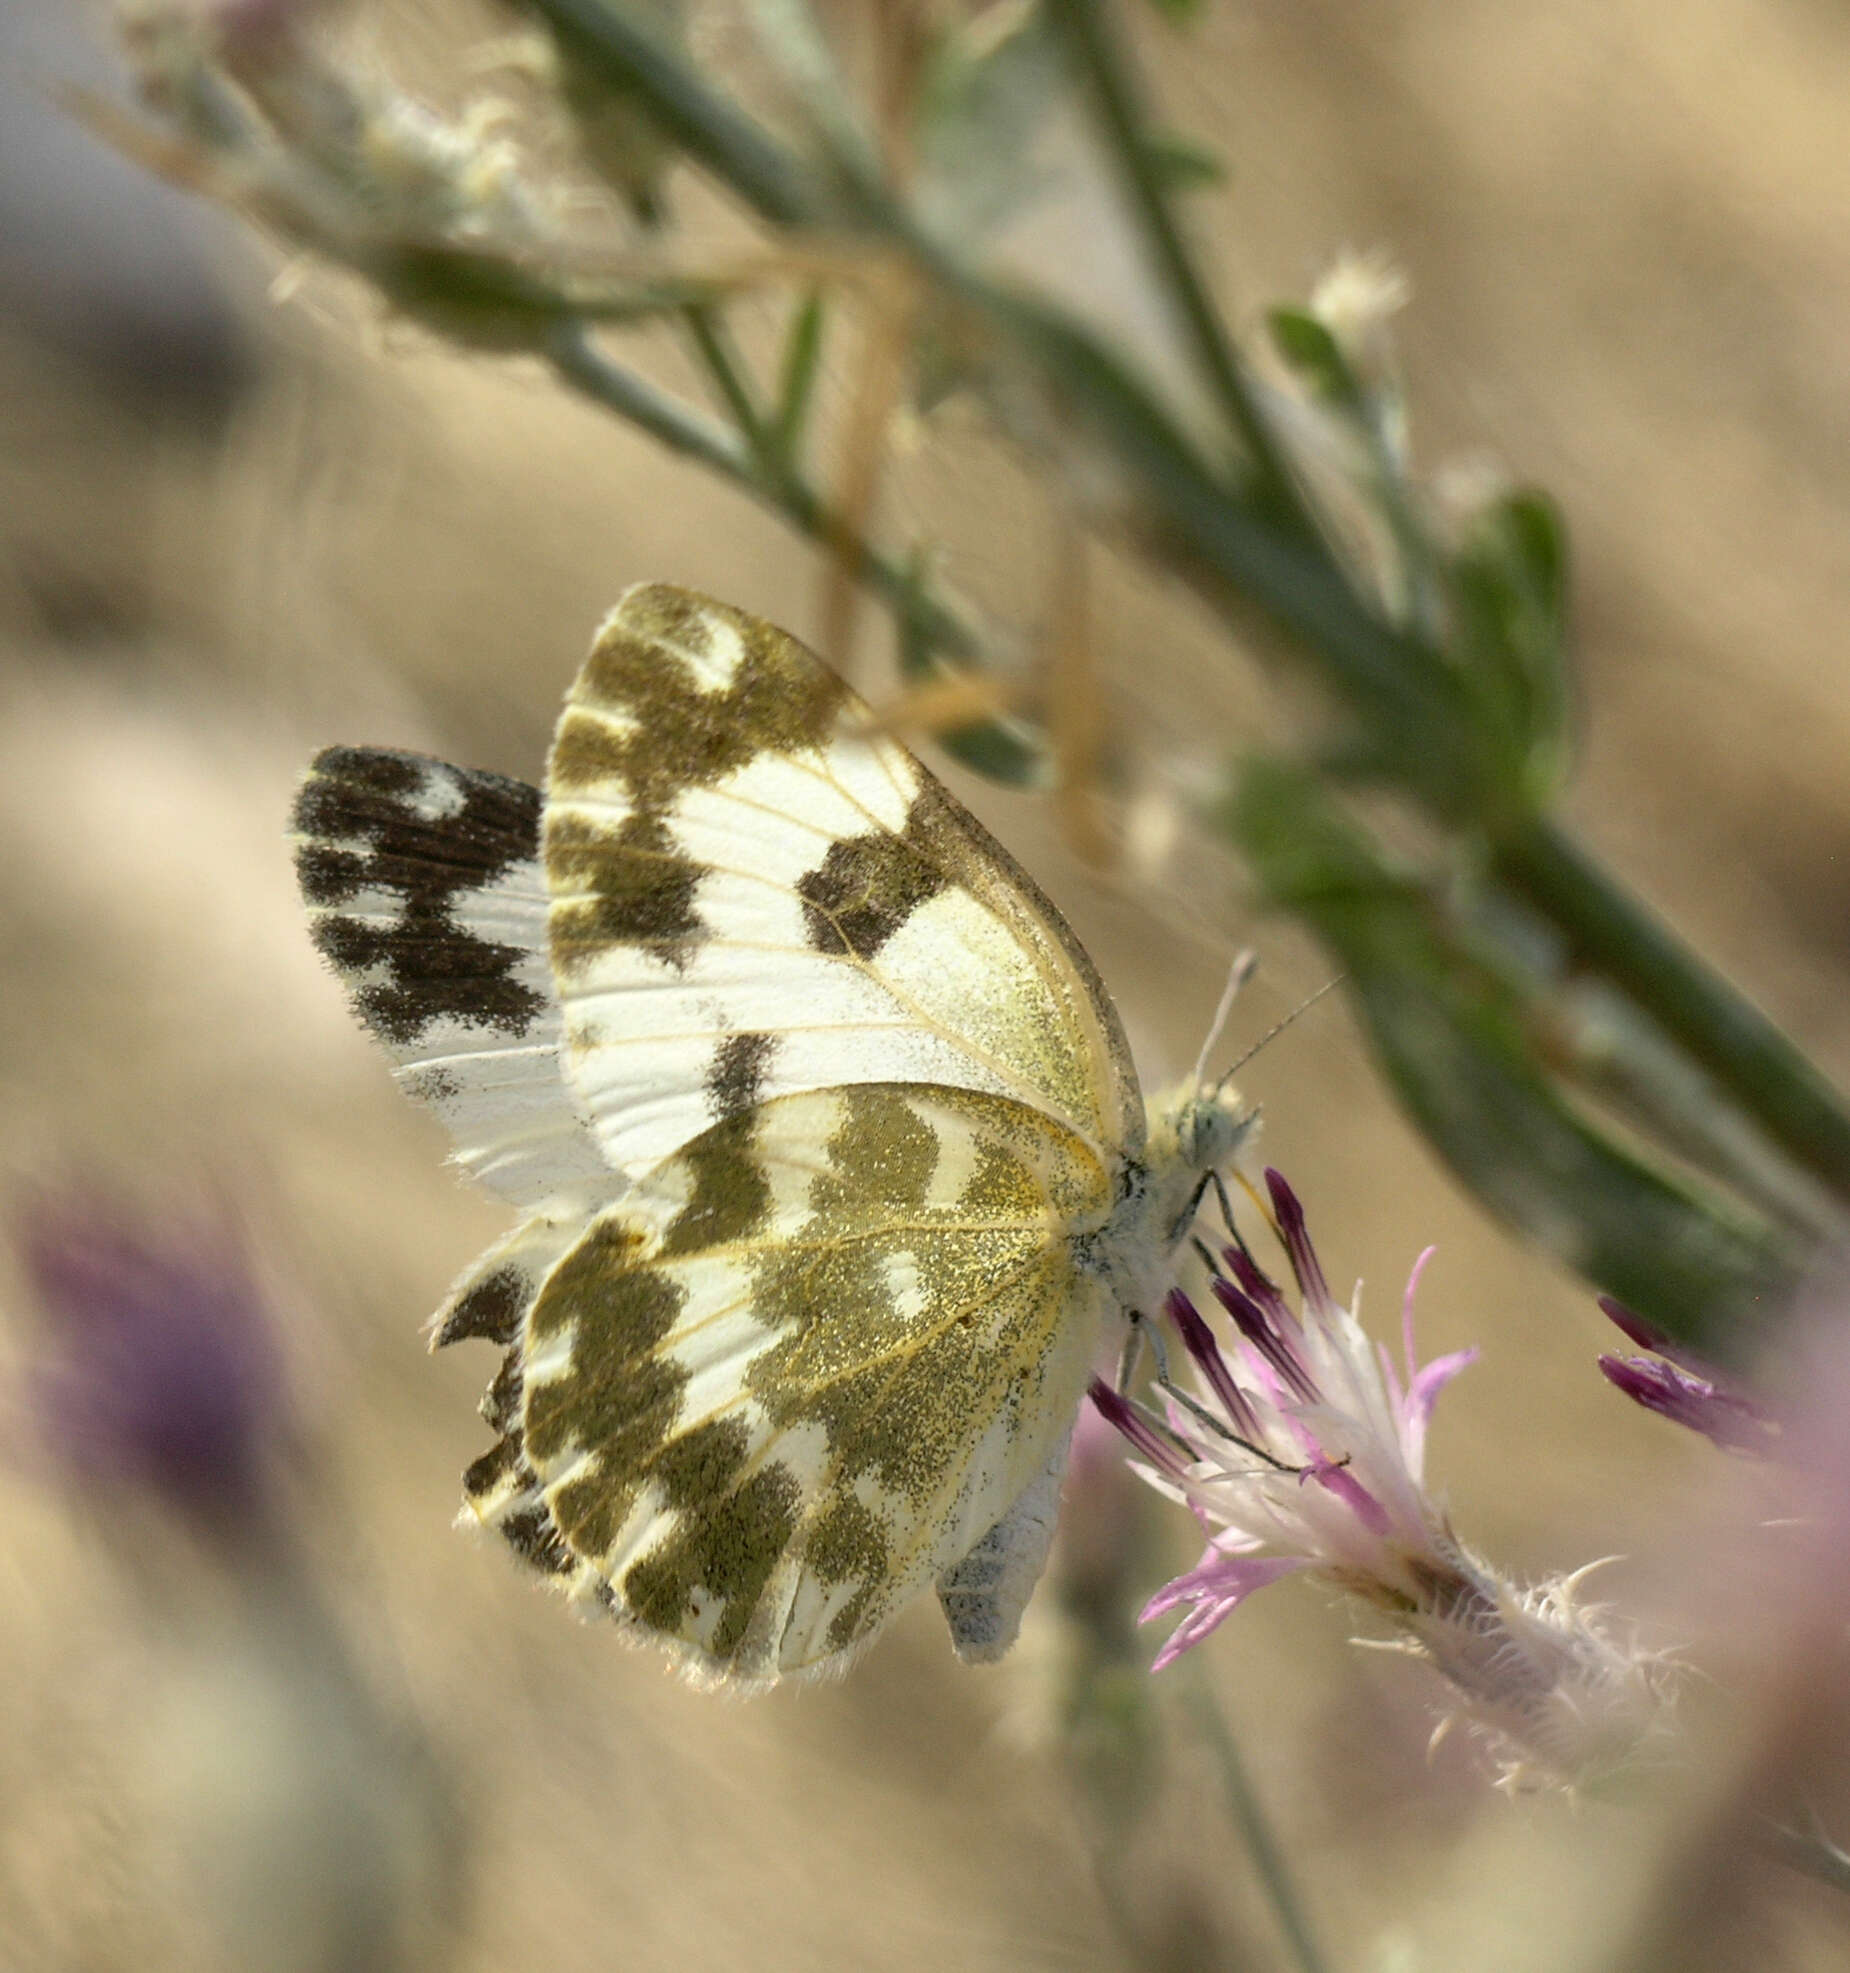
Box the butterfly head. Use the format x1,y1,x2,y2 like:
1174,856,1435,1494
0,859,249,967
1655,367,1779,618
1149,1074,1255,1180
1124,1074,1257,1267
1091,1078,1256,1316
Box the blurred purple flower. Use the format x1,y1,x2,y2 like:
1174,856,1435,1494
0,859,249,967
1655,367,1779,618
16,1193,287,1526
1597,1297,1783,1458
1092,1168,1678,1789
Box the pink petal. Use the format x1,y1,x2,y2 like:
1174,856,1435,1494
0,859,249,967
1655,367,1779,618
1308,1458,1391,1534
1150,1602,1238,1672
1401,1246,1439,1385
1399,1347,1478,1475
1141,1552,1311,1668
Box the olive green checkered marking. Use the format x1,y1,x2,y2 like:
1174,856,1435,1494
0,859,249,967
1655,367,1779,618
471,1085,1108,1670
525,1226,688,1563
796,790,951,959
548,587,850,976
620,1420,802,1659
552,587,850,812
547,810,705,969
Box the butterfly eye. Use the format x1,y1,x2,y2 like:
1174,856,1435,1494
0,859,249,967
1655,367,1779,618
1183,1091,1252,1173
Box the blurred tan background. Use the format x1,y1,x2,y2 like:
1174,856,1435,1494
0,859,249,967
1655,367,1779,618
5,2,1850,1967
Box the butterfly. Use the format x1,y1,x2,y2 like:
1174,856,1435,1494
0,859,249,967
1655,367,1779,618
293,584,1250,1688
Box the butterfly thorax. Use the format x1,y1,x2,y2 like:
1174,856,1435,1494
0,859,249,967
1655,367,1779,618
1079,1078,1255,1318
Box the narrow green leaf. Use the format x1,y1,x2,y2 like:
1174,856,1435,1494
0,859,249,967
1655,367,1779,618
936,715,1050,788
1266,308,1362,410
371,244,708,351
1143,127,1226,192
772,288,826,464
1447,489,1572,808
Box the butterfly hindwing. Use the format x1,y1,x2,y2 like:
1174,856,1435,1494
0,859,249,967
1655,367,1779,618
458,1081,1114,1684
293,747,614,1214
543,584,1144,1184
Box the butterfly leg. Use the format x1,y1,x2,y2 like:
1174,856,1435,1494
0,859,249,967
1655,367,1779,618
1120,1299,1315,1479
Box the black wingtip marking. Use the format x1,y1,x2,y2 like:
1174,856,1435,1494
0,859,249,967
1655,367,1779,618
499,1501,576,1578
309,912,546,1048
294,748,548,1047
436,1264,528,1349
305,746,423,799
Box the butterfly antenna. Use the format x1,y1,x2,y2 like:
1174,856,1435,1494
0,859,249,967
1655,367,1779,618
1213,972,1347,1094
1190,948,1258,1091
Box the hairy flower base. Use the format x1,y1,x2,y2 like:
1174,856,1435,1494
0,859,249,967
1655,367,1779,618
1093,1168,1680,1792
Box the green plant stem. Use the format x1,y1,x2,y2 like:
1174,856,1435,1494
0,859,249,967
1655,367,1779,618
1179,1665,1333,1973
530,0,822,226
973,289,1485,800
1496,818,1850,1210
1040,0,1310,524
679,303,771,460
544,319,978,663
525,2,1456,771
546,316,755,475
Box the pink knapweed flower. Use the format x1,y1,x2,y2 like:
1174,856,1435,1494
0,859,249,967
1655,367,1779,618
1092,1169,1678,1790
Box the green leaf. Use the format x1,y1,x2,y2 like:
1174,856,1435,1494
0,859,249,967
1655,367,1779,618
936,714,1050,788
771,288,826,464
1143,127,1225,192
1447,489,1571,808
1228,756,1806,1358
1266,307,1363,410
369,243,708,352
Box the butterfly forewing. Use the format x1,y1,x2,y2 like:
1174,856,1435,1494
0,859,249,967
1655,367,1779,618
543,585,1143,1183
457,1082,1114,1683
